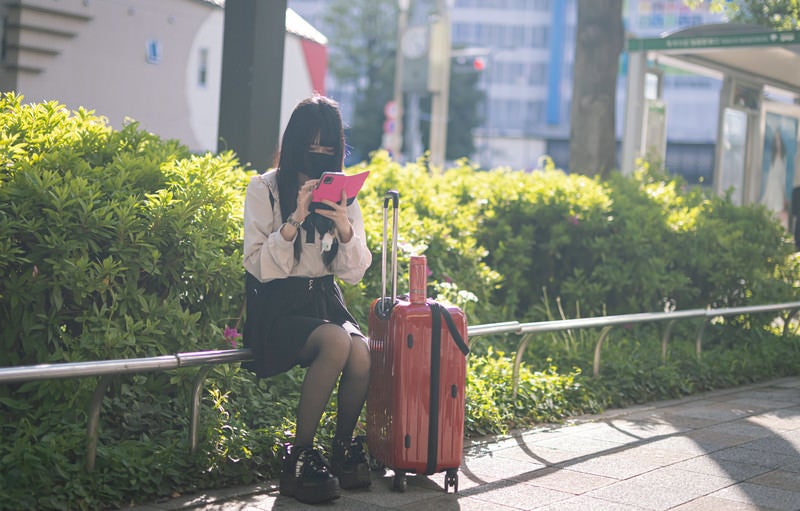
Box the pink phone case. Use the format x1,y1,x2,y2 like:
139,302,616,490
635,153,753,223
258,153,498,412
311,171,370,204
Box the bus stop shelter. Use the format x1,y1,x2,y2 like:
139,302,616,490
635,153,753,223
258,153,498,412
621,24,800,230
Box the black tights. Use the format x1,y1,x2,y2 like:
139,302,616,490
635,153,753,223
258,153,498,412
294,323,370,447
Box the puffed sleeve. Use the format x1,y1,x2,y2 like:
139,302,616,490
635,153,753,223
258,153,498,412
332,198,372,285
243,174,297,282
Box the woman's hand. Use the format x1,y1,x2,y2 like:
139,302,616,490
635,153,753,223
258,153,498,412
294,178,318,222
280,179,317,241
316,189,354,242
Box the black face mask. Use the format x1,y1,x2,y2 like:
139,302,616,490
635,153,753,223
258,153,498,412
306,149,334,179
304,167,324,179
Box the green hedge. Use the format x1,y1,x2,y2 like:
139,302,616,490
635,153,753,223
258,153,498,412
1,95,798,510
0,94,251,509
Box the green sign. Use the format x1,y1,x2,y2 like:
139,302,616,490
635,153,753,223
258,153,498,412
628,30,800,52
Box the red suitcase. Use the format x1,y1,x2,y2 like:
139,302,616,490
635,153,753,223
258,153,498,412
366,191,469,493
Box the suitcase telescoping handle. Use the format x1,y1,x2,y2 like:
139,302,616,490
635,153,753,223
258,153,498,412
377,190,400,319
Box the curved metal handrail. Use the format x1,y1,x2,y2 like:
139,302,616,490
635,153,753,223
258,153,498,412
2,302,798,471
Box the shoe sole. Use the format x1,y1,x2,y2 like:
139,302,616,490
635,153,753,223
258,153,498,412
280,477,341,504
334,466,372,490
340,479,371,490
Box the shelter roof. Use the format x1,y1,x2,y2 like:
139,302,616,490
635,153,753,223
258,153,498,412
627,23,800,94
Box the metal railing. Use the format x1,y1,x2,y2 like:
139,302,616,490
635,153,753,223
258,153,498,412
509,301,800,398
1,301,798,472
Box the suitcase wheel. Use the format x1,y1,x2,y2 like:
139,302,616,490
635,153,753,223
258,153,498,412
392,470,407,492
444,469,458,493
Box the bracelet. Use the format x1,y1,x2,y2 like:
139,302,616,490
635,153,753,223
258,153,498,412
286,215,302,229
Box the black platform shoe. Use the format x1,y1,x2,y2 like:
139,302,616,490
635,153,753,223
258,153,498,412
279,444,341,504
330,436,371,490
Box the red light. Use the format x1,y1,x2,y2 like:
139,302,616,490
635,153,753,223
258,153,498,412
473,57,485,71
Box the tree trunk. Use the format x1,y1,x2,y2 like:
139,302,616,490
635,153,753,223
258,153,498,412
569,0,624,178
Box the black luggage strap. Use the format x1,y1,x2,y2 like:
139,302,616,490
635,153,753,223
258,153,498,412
431,303,469,356
426,303,468,475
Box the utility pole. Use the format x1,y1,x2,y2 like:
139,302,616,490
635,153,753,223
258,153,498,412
218,0,286,171
391,0,410,161
428,0,452,170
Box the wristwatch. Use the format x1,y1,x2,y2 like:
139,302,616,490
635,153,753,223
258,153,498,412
286,215,302,229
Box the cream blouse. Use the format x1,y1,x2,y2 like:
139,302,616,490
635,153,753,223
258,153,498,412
243,170,372,285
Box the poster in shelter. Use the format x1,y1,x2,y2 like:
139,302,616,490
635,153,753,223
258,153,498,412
760,112,798,229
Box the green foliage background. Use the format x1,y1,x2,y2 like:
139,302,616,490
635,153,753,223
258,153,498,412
1,96,799,509
685,0,800,30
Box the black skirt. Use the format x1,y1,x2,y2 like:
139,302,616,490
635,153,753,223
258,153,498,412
242,272,362,378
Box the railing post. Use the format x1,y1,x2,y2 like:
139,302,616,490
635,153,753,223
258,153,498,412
190,366,213,454
696,319,708,359
592,326,614,377
661,320,676,362
783,308,800,337
512,333,534,399
86,374,113,472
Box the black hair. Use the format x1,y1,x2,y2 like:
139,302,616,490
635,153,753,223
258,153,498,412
274,95,345,265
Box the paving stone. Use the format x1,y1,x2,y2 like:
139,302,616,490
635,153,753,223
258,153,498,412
463,451,547,481
555,450,667,480
746,469,800,492
709,445,800,470
737,430,800,457
670,495,779,511
710,482,800,511
666,402,758,423
780,460,800,473
585,466,732,511
702,419,781,440
398,494,517,511
622,410,720,429
526,433,628,456
565,420,687,445
619,443,700,465
747,407,800,432
670,455,774,482
493,441,599,466
512,466,617,494
717,396,798,412
344,473,454,509
534,494,649,510
681,427,759,451
636,434,725,456
462,479,574,510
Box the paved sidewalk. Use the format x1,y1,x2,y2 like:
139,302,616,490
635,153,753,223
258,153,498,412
128,377,800,510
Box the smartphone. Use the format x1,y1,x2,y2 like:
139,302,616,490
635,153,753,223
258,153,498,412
310,170,370,209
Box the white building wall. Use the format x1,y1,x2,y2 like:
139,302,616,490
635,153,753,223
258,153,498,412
4,0,325,154
186,9,224,152
16,0,210,149
280,35,314,136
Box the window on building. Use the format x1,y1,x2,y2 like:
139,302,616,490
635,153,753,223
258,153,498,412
512,25,525,47
527,100,545,124
198,47,208,87
507,99,523,130
453,22,469,41
528,62,547,85
525,26,549,48
146,39,162,64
